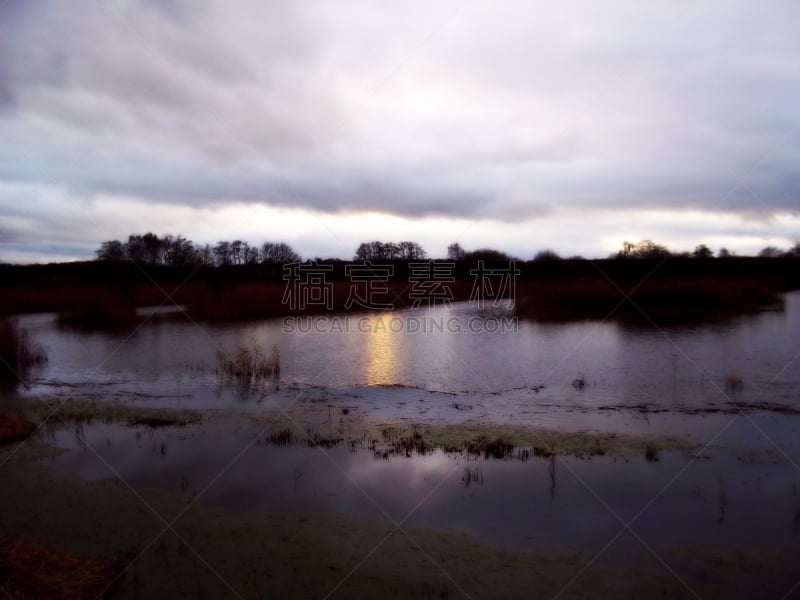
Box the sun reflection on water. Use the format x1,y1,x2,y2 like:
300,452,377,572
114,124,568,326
361,313,399,385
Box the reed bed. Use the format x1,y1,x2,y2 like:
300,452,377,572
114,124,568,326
0,317,46,383
216,343,281,382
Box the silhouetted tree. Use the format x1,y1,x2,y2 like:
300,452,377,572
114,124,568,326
691,244,714,259
125,234,147,262
718,247,733,258
758,246,783,258
447,242,466,261
142,233,163,265
213,241,232,266
244,244,260,265
463,248,511,262
229,240,247,265
195,244,213,266
533,249,561,261
397,241,426,260
617,240,670,259
354,241,425,261
785,243,800,258
163,235,197,267
96,240,126,261
261,242,300,264
354,241,381,261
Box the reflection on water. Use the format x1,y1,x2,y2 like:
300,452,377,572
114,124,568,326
12,292,800,576
15,293,800,432
362,313,399,386
41,420,800,554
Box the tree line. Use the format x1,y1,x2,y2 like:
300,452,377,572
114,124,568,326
96,234,800,267
96,234,300,267
615,240,800,260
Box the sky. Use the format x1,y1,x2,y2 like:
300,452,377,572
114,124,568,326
0,0,798,263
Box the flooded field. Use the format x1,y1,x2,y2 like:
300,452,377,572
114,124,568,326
3,292,800,597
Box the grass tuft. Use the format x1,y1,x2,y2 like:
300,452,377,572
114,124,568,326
217,343,280,383
0,317,47,384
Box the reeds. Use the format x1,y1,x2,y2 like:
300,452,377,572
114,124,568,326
644,445,660,462
465,436,515,459
725,374,744,391
216,343,280,382
0,317,46,383
514,276,783,322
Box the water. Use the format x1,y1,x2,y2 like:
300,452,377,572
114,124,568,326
39,419,800,555
16,292,800,435
11,292,800,555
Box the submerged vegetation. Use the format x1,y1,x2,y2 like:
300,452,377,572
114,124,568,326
0,317,46,384
252,409,693,459
216,343,281,382
375,423,687,459
2,396,201,429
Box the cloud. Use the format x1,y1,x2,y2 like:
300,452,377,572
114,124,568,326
0,0,798,261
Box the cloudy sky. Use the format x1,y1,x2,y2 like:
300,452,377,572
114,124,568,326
1,0,798,263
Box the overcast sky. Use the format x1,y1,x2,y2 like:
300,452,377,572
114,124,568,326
1,0,798,263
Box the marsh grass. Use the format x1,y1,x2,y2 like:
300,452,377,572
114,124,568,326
645,445,660,462
217,343,280,383
514,276,784,322
466,435,515,459
261,427,342,448
393,430,434,456
462,466,484,488
3,397,201,428
0,317,47,383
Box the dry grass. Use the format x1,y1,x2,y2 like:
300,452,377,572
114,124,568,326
0,317,46,383
217,343,281,381
0,537,124,599
514,277,782,321
3,396,202,428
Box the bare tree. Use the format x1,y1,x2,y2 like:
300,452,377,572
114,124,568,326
397,241,426,260
96,240,126,261
354,240,425,261
447,242,466,261
213,241,232,266
692,244,714,259
261,242,300,264
464,248,511,262
617,240,670,259
533,249,560,261
758,246,783,258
